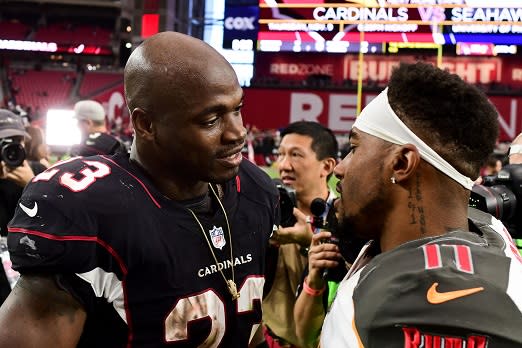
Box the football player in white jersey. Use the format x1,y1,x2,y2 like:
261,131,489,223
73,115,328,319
308,62,522,347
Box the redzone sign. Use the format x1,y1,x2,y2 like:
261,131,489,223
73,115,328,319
242,88,521,142
270,63,334,76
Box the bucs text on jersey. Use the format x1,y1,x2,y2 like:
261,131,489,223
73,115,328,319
321,208,522,348
8,153,280,347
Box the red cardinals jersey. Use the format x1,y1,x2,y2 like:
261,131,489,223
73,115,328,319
8,153,280,347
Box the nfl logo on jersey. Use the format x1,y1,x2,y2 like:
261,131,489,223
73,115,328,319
209,226,226,250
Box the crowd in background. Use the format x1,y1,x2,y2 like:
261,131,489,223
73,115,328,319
0,37,520,347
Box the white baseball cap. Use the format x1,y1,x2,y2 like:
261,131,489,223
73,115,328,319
74,100,105,121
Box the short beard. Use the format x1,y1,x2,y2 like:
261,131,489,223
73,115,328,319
337,216,365,242
335,185,388,247
335,216,370,263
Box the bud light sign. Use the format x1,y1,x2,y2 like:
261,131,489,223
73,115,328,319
223,6,259,43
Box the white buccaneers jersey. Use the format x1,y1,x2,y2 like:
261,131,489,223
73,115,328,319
321,208,522,348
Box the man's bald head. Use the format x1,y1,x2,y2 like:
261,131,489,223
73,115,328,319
124,31,236,116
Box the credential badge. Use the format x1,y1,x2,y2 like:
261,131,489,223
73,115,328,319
209,226,226,250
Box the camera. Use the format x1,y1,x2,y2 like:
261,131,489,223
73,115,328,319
272,179,297,227
469,164,522,238
0,138,25,168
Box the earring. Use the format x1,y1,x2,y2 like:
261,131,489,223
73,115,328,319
390,177,396,184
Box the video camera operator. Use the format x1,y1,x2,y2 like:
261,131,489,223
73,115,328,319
263,121,338,348
469,133,522,245
0,109,46,304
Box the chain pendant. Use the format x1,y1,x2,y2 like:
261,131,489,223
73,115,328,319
227,279,240,300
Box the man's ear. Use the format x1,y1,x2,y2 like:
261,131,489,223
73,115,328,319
391,144,421,183
321,157,337,179
131,108,153,140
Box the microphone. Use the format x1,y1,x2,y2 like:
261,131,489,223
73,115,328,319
309,198,331,279
310,198,326,232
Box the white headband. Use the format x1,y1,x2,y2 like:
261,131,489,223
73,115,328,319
353,88,475,190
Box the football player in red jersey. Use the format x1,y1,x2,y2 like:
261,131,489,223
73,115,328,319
309,62,522,347
0,32,279,347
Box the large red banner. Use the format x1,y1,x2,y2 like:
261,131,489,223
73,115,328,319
242,88,522,142
91,83,522,142
256,52,522,87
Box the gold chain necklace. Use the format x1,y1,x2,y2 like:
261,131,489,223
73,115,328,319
186,184,239,300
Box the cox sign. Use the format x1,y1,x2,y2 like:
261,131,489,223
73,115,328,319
223,5,259,46
225,16,256,31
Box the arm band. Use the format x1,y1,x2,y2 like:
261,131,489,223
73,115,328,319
303,276,326,297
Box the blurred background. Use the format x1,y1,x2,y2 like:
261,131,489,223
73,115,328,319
0,0,521,163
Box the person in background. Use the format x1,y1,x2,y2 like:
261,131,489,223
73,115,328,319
482,153,502,176
315,62,522,347
0,110,46,304
24,125,50,168
474,153,503,185
292,132,366,348
0,110,47,235
71,99,127,156
0,31,279,347
263,121,338,348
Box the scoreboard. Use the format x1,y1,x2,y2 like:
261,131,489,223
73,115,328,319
256,0,522,53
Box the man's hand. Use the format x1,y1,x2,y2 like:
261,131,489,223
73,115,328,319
270,207,313,247
0,160,35,187
307,231,342,285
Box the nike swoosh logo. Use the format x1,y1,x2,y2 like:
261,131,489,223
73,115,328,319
427,282,484,304
19,202,38,217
